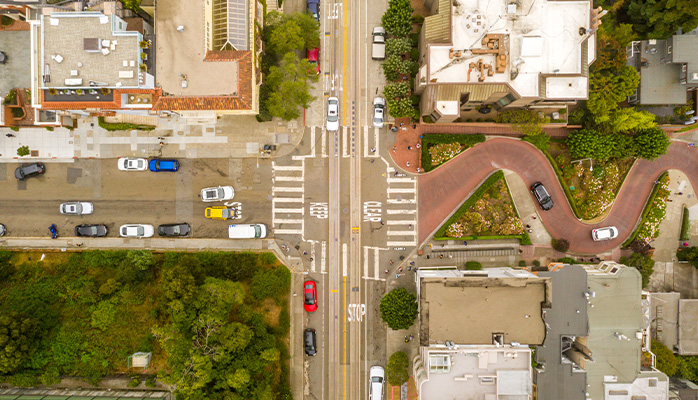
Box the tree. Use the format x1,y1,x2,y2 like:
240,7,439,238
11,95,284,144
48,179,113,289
678,246,698,267
386,351,409,386
250,265,291,300
380,288,417,330
266,52,319,120
606,108,656,134
0,312,39,374
383,82,411,100
387,97,418,120
587,66,640,124
126,249,155,271
381,0,413,37
620,253,654,288
566,129,614,161
522,133,550,152
16,146,29,157
552,238,570,253
266,13,319,56
386,37,412,58
633,127,670,160
652,340,678,376
383,55,403,81
626,0,698,38
121,0,142,11
677,356,698,382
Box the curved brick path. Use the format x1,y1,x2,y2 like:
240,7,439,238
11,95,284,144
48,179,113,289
416,138,698,254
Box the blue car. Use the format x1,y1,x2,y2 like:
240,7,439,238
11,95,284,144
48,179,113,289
149,159,179,172
307,0,319,22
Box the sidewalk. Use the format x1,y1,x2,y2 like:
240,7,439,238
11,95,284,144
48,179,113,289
0,114,304,162
0,237,271,251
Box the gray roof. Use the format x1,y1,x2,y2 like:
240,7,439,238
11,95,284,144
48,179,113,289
679,300,698,355
650,292,680,353
672,31,698,85
584,267,643,400
535,265,589,400
630,39,687,105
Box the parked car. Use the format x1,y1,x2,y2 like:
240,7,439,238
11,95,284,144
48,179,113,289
117,157,148,171
304,280,318,312
372,27,386,60
200,186,235,202
326,97,339,131
304,328,317,356
369,366,385,400
307,0,320,22
0,224,6,236
148,159,179,172
14,162,45,180
119,224,154,238
158,223,191,237
307,44,320,75
373,97,385,128
530,182,554,211
228,224,267,239
60,202,94,215
592,226,618,241
75,224,108,237
205,206,237,220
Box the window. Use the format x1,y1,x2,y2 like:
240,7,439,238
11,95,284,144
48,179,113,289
429,354,450,373
493,93,516,110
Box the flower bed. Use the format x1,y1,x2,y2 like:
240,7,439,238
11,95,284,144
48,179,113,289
622,172,670,247
435,170,531,244
421,134,485,172
547,140,634,220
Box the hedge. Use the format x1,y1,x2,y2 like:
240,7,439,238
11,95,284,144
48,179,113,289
433,170,532,245
98,117,155,132
622,172,668,247
421,134,486,172
681,206,691,241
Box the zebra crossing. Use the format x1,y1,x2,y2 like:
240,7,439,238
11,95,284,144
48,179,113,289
385,166,417,247
271,159,306,236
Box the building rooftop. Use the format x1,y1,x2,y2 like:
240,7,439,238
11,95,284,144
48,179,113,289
427,0,591,98
419,269,550,346
627,39,687,105
650,292,680,353
673,30,698,86
679,300,698,355
155,0,239,96
41,12,142,88
419,347,532,400
535,265,589,400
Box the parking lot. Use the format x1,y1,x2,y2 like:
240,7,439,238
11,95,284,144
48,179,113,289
0,158,273,238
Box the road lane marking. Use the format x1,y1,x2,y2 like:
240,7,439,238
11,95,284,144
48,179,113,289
387,209,417,214
321,128,328,157
342,127,349,158
387,240,418,246
386,219,416,225
271,164,304,172
387,187,416,194
273,176,304,182
272,186,304,193
387,230,415,236
272,197,304,203
274,228,304,235
387,198,416,204
272,207,304,214
321,240,327,273
310,241,316,272
342,242,348,277
363,246,369,279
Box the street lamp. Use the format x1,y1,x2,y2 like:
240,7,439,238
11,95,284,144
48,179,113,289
572,158,593,172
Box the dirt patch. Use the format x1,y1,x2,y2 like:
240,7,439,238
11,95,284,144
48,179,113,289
262,298,282,327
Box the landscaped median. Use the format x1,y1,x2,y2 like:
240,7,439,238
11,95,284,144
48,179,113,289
622,172,671,248
420,134,486,172
97,117,155,131
434,170,532,245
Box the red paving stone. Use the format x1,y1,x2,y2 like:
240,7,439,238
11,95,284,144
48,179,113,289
417,138,698,254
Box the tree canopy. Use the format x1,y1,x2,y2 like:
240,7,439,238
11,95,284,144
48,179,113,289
652,340,679,376
625,0,698,38
0,312,39,374
265,52,319,120
380,288,418,330
620,253,655,288
386,351,409,385
381,0,413,37
566,128,669,161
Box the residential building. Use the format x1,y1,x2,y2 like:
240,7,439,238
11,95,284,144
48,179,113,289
153,0,264,124
412,267,551,399
649,294,698,356
626,29,698,105
416,0,601,123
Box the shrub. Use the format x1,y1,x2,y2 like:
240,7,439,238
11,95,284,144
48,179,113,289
465,261,482,270
16,145,29,157
259,252,277,266
532,260,541,267
250,265,291,300
145,376,157,387
523,133,550,152
128,375,141,387
681,206,691,241
557,257,577,264
380,288,418,330
386,351,409,386
518,260,527,267
620,253,655,288
653,340,678,376
97,117,155,132
383,82,411,100
386,37,412,58
551,238,570,253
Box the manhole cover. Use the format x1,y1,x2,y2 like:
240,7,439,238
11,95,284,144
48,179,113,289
396,195,402,200
343,208,349,214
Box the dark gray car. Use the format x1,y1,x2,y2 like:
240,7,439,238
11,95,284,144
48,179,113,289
75,224,108,237
158,223,191,237
530,182,553,211
15,162,45,180
304,328,317,356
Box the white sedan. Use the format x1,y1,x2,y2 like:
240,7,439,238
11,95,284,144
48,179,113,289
373,97,385,128
119,224,154,238
592,226,618,241
60,201,94,215
200,186,235,202
326,97,339,132
117,157,148,171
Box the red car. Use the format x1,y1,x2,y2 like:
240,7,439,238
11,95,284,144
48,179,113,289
304,280,317,312
307,45,320,75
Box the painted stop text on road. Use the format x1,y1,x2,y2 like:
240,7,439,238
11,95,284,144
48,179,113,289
363,201,382,222
347,303,366,322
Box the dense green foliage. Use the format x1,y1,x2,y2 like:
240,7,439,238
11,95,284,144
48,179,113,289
623,173,670,247
385,37,412,58
623,0,698,38
0,251,291,399
551,238,570,253
465,261,482,270
653,340,679,376
620,253,655,288
420,134,485,171
259,11,320,121
97,117,155,132
381,0,413,37
383,82,411,100
379,288,417,330
16,146,29,157
681,207,691,241
677,246,698,267
386,351,409,385
566,127,669,161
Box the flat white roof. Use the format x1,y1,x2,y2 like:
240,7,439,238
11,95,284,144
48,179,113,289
428,0,590,97
546,76,588,99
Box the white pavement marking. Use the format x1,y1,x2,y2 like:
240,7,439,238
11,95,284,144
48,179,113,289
274,176,305,182
272,186,304,193
387,188,416,194
386,220,415,225
310,126,316,158
273,197,304,203
387,177,415,184
274,218,304,224
387,198,417,204
271,164,304,172
374,247,380,279
321,241,327,273
272,207,304,214
342,127,349,158
387,230,415,236
310,241,317,272
321,128,328,158
363,126,368,157
275,228,304,235
272,159,305,237
363,246,369,279
387,240,418,246
387,209,417,214
342,242,348,277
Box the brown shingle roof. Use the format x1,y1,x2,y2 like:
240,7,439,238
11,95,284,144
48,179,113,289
153,50,254,111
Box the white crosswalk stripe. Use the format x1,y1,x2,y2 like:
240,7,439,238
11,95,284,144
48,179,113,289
307,240,327,273
385,167,417,247
272,160,305,237
363,246,386,281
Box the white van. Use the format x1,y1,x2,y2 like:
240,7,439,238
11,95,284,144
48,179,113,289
369,366,384,400
228,224,267,239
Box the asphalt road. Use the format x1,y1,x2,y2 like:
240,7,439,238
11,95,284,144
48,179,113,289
0,158,273,238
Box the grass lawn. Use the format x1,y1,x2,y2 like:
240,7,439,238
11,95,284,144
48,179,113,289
547,141,634,220
435,171,531,244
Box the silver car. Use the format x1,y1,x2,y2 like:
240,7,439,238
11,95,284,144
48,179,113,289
200,186,235,202
60,202,94,216
119,224,154,238
592,226,618,241
326,97,339,131
373,97,385,128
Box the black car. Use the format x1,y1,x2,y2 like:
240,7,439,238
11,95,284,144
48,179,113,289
158,223,191,237
530,182,553,211
75,224,108,237
15,162,45,180
304,328,317,356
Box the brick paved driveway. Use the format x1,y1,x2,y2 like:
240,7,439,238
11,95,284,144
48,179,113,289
417,138,698,254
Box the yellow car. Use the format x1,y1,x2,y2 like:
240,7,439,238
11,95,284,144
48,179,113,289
205,206,237,220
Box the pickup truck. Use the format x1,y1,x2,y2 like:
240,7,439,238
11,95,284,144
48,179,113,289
372,27,386,60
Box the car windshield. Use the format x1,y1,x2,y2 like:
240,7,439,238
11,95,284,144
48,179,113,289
87,226,97,234
170,225,181,234
204,189,218,199
305,292,315,304
372,376,383,383
137,226,144,236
